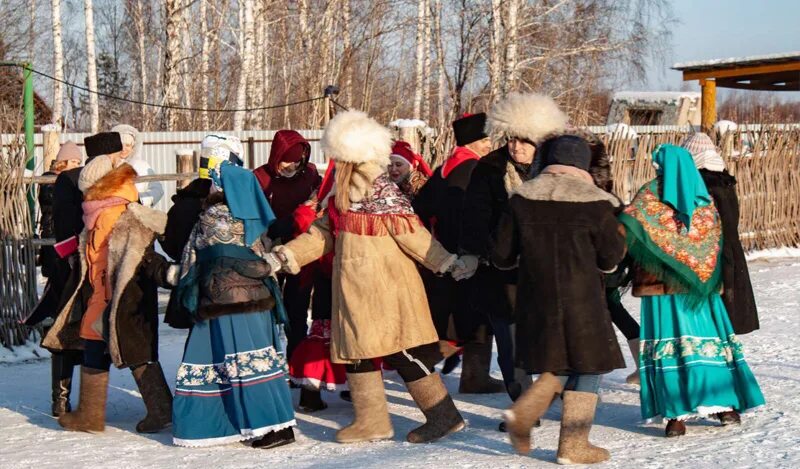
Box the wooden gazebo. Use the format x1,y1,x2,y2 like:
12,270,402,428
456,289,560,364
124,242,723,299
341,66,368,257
673,51,800,131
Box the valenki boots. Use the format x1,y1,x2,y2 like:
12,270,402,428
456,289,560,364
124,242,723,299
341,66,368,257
58,366,109,433
625,339,641,385
335,371,394,443
405,373,465,443
459,341,505,394
556,391,610,465
504,372,564,454
132,362,173,433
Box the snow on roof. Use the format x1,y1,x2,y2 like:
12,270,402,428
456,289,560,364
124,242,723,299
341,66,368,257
388,118,428,128
673,51,800,70
612,91,700,102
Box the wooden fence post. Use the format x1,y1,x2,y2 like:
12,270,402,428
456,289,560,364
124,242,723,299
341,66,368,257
247,137,256,169
176,149,194,189
42,126,60,172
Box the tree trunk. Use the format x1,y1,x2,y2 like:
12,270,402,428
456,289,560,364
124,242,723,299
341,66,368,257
200,0,209,129
162,0,182,130
233,0,254,131
412,0,426,119
51,0,64,127
422,0,432,122
503,0,519,95
84,0,99,132
342,0,353,109
489,0,503,101
432,0,447,129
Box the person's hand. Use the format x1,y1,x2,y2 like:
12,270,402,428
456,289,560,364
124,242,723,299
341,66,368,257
452,255,479,281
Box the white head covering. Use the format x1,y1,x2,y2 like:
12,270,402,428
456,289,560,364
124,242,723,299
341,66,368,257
110,124,164,207
680,132,726,172
110,124,143,163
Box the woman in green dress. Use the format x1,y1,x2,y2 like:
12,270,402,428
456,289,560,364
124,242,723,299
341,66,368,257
619,144,764,437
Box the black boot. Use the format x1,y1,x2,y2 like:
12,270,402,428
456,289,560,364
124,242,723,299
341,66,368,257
131,362,173,433
339,390,352,402
298,388,328,412
51,352,79,417
441,355,461,375
252,427,296,449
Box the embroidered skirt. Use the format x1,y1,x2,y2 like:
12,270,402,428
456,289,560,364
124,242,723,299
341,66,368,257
288,319,347,392
172,310,296,447
639,293,765,421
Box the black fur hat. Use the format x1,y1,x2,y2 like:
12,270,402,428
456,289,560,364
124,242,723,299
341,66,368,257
452,113,488,147
84,132,123,160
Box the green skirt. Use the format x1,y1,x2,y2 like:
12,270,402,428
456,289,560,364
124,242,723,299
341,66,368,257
639,293,765,421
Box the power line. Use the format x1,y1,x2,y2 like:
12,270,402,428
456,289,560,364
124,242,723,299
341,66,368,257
330,98,350,112
0,63,326,112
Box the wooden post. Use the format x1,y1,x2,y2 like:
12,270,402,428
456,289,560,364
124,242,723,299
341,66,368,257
42,127,60,172
398,126,422,153
176,149,194,189
700,78,716,133
247,137,256,169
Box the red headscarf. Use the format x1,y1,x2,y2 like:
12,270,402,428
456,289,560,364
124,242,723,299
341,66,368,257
390,141,433,177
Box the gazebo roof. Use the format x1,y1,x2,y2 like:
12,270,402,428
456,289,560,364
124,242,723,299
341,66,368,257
672,51,800,91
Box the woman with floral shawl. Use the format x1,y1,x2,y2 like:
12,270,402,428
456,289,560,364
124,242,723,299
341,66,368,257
619,144,764,437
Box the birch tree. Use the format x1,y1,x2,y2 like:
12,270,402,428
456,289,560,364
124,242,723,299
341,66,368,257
488,0,503,101
503,0,520,95
50,0,64,126
199,0,210,129
84,0,99,132
233,0,254,131
412,0,427,119
162,0,183,130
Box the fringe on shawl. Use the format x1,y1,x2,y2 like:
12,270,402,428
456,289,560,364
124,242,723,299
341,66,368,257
336,212,422,237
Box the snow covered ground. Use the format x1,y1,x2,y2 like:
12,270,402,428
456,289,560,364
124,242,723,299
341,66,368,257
1,257,799,468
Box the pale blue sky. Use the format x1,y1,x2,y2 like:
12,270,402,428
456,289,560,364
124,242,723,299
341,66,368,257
643,0,800,98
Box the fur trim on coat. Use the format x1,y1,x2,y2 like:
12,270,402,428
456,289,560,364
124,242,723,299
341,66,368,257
321,111,393,166
485,92,568,145
83,164,138,201
514,173,621,207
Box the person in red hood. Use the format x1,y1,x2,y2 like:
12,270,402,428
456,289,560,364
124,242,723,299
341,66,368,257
253,130,322,364
388,140,433,200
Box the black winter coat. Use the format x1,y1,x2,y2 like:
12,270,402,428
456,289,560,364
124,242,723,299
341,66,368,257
700,169,759,334
460,146,524,322
491,173,627,374
414,160,477,253
42,203,172,369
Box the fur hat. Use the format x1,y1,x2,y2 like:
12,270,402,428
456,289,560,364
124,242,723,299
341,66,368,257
78,155,116,193
541,135,592,171
452,113,488,146
485,92,568,145
84,132,123,159
321,111,392,167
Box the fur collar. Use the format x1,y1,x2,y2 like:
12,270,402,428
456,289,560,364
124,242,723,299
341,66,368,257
349,161,385,203
514,173,621,207
84,164,138,201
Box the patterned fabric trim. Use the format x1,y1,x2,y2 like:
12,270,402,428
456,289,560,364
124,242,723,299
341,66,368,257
641,334,745,367
330,174,423,236
176,346,287,390
289,377,348,393
172,420,297,448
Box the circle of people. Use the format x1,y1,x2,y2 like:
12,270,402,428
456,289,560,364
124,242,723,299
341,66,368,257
31,92,764,464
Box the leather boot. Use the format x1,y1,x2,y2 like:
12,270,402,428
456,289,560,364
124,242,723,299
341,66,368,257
51,352,78,417
459,340,505,394
299,388,328,412
504,372,564,455
556,391,610,465
714,410,741,425
58,367,109,433
335,371,394,443
665,419,686,437
252,427,296,449
625,339,641,385
132,362,173,433
405,373,465,443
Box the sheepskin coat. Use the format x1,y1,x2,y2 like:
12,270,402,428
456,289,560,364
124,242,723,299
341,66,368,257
42,202,172,369
491,173,627,374
278,171,455,364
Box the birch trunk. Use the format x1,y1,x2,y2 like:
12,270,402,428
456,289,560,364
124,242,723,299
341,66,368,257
200,0,209,129
489,0,503,101
51,0,64,127
432,0,447,128
412,0,426,119
233,0,254,131
132,0,148,126
28,0,36,62
162,0,182,130
503,0,520,95
84,0,99,132
342,0,353,108
421,0,432,122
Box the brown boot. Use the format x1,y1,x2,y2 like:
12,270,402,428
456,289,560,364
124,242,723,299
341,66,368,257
556,391,610,465
625,339,641,385
504,372,564,455
714,411,741,426
665,419,686,437
335,371,394,443
132,362,173,433
405,373,465,443
58,367,109,433
458,340,505,394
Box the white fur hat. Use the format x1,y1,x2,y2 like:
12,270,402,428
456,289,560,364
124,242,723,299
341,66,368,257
485,92,569,145
321,111,393,166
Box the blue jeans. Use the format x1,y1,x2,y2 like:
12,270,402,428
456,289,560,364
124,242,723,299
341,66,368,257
555,373,602,394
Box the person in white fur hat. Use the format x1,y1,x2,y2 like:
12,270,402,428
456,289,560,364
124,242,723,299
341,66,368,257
266,111,469,444
111,124,164,208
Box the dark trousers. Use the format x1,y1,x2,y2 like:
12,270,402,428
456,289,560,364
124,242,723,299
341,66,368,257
83,339,112,371
281,273,313,360
606,288,640,340
345,342,443,383
488,316,516,387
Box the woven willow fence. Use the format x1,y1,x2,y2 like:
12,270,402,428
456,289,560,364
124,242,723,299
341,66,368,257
603,127,800,251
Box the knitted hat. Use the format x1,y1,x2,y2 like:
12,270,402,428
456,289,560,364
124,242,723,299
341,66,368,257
452,113,488,147
78,155,116,193
84,132,123,159
486,93,568,145
390,140,433,177
321,111,392,166
199,134,244,179
56,141,81,161
540,135,592,171
680,133,725,172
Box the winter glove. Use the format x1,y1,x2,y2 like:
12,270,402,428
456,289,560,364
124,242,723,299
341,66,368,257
166,264,181,286
452,255,479,281
263,252,284,277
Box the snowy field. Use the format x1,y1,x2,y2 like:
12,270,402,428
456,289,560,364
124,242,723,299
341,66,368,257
1,257,799,468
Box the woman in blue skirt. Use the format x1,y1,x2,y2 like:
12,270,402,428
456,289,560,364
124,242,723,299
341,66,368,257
619,144,764,437
171,135,296,448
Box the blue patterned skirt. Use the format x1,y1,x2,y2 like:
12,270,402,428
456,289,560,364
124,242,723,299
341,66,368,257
172,310,296,447
639,293,765,421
